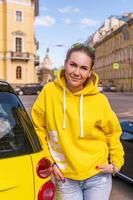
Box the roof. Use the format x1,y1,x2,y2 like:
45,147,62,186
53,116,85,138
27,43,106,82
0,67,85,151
0,80,15,93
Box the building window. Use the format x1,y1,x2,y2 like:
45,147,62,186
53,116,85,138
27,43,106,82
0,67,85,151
15,37,22,52
132,29,133,40
123,31,129,41
119,35,122,45
16,66,22,79
132,47,133,60
16,11,22,22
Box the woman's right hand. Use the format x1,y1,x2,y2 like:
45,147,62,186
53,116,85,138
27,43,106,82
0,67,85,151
52,164,65,182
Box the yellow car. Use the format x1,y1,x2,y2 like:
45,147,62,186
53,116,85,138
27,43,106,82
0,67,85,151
0,80,55,200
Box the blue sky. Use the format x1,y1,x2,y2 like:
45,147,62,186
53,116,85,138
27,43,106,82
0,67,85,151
35,0,133,68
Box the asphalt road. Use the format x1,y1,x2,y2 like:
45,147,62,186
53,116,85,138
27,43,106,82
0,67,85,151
20,92,133,200
105,92,133,120
110,177,133,200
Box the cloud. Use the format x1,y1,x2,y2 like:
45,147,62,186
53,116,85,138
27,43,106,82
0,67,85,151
35,16,55,27
63,18,72,25
58,6,80,13
40,6,48,11
80,18,99,27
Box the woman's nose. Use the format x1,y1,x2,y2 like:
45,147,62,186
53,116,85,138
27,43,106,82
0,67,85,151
73,67,80,75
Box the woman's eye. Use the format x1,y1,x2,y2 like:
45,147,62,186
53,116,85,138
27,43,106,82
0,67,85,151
70,63,76,67
81,67,88,71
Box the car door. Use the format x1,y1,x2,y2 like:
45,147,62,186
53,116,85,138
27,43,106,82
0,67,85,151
0,156,34,200
120,121,133,182
28,85,34,95
121,133,133,180
22,85,31,95
0,92,41,200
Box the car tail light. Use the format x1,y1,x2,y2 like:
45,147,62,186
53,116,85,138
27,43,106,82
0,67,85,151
36,158,52,178
38,180,55,200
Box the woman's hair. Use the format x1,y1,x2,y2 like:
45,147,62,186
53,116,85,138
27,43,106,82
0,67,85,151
65,43,95,69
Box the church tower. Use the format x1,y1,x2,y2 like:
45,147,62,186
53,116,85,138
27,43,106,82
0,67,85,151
38,48,53,84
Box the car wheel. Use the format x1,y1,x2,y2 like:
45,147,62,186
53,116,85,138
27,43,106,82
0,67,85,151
18,90,24,95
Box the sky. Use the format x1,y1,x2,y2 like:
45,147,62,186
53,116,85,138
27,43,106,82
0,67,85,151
35,0,133,68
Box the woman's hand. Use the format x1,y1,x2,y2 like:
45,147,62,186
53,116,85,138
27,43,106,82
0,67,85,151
52,164,65,182
96,164,119,175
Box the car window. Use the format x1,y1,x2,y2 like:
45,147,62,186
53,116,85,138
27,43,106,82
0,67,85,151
121,131,133,141
0,92,42,159
121,121,133,133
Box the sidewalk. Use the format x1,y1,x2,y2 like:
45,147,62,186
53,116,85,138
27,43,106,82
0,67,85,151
105,91,133,96
117,92,133,96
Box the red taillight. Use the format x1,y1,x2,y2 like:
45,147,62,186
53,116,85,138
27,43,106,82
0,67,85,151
36,158,52,178
38,180,55,200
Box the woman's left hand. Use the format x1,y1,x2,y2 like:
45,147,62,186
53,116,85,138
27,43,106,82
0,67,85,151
96,164,119,174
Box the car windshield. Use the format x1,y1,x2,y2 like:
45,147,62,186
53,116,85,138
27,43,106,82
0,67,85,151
0,92,41,159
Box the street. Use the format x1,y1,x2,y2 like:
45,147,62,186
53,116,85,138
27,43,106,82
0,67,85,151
20,92,133,200
110,177,133,200
105,92,133,119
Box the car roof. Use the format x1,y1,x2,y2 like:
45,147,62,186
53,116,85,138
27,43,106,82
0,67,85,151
0,80,15,93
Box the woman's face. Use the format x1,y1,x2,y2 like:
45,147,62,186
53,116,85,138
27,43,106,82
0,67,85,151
64,51,92,93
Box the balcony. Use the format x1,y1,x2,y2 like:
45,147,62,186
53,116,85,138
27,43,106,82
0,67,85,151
11,52,30,61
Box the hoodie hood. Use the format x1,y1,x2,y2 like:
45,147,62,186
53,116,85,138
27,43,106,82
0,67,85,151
54,69,100,96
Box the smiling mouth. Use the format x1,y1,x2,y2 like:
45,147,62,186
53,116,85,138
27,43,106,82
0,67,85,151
71,77,81,81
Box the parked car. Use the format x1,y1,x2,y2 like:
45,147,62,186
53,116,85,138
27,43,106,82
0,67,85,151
0,80,55,200
15,83,43,95
104,84,117,92
117,120,133,184
98,84,104,92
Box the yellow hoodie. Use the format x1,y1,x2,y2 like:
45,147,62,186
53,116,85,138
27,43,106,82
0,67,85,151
32,70,124,180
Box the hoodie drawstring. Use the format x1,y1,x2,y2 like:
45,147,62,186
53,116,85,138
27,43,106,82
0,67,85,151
80,95,84,138
62,89,84,137
63,88,66,129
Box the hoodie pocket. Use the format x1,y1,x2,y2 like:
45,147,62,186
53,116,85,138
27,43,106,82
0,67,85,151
83,122,105,140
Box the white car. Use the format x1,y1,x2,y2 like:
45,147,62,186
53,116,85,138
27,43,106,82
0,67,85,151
98,84,104,92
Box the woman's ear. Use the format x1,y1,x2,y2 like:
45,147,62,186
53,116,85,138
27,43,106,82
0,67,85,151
61,69,65,77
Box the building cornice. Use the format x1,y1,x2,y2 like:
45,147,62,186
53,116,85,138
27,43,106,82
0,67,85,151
0,0,39,16
12,30,26,36
94,17,133,47
0,0,32,6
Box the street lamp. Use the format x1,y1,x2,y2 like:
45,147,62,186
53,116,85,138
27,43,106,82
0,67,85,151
54,44,64,47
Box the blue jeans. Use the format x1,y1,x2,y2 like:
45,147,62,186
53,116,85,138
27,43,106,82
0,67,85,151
55,173,112,200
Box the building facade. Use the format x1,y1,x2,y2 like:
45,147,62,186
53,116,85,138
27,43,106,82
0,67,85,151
0,0,39,85
93,15,133,92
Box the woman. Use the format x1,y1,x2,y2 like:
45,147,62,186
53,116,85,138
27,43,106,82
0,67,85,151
32,43,124,200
